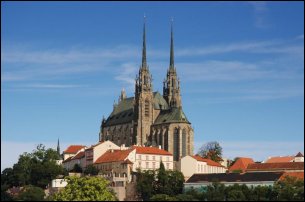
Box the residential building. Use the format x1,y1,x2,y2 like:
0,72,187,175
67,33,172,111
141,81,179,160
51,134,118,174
63,145,86,160
179,155,227,181
228,157,254,173
246,162,304,173
184,172,290,190
84,140,120,167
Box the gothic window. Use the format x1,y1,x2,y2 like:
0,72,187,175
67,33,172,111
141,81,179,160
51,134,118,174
159,132,162,148
173,128,180,161
187,134,191,155
182,129,187,157
145,100,149,117
164,131,168,151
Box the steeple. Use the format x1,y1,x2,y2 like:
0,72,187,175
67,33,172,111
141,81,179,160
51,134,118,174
169,18,174,70
141,15,147,69
57,138,60,158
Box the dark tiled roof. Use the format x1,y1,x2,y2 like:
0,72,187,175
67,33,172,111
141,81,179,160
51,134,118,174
104,92,169,127
247,162,304,171
295,152,304,157
153,107,190,124
186,172,284,183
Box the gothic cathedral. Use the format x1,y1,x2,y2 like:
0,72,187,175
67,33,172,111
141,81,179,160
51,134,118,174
100,19,194,161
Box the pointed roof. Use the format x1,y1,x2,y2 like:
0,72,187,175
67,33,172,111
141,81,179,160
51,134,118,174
141,15,147,69
295,152,304,157
264,156,295,163
169,18,175,70
64,145,86,154
191,155,224,167
229,157,254,172
94,149,134,164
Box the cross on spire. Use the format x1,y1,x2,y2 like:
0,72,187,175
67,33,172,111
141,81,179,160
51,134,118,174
170,17,175,70
141,15,147,69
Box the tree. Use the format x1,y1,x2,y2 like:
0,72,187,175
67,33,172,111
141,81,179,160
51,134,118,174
274,176,304,201
156,162,169,195
205,182,226,201
53,176,117,201
136,169,156,201
84,164,99,176
150,194,177,201
17,185,45,201
167,170,185,195
1,144,66,190
197,141,223,163
71,164,83,173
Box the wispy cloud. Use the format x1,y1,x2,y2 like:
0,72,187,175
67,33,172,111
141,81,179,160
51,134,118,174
248,1,270,28
114,63,137,92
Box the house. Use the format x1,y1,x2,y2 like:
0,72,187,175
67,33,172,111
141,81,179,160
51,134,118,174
228,157,254,173
84,141,120,167
62,151,86,171
179,155,227,181
63,145,86,160
246,162,304,173
263,152,304,163
94,145,174,184
184,172,291,190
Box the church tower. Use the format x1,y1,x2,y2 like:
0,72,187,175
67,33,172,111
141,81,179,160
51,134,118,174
163,20,182,108
134,16,154,146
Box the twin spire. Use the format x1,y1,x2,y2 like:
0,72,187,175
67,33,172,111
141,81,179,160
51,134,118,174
141,16,175,70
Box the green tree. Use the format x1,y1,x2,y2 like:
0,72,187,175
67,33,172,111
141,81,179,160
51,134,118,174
156,162,169,194
136,169,156,201
84,164,99,176
150,194,177,201
71,164,83,173
274,176,304,201
167,170,185,195
197,141,223,163
205,182,226,201
53,176,117,201
17,185,45,201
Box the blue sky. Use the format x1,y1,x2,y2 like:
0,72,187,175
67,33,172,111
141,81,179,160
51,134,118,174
1,2,304,170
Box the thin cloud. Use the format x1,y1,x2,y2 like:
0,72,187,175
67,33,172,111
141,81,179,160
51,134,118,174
248,1,270,28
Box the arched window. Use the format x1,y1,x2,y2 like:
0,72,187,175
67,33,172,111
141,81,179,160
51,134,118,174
182,129,187,157
145,100,149,117
173,128,180,161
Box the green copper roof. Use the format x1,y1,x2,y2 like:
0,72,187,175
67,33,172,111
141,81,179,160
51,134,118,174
104,92,169,126
153,107,190,125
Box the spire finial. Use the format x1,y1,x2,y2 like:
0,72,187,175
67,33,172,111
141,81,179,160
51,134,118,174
170,17,174,70
57,138,60,159
141,15,147,69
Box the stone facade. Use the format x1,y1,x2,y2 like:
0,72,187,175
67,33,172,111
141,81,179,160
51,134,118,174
100,20,194,161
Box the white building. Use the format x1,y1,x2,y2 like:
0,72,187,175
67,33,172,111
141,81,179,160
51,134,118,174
51,179,68,188
62,151,86,171
179,155,227,180
63,145,86,160
84,140,120,167
94,145,174,183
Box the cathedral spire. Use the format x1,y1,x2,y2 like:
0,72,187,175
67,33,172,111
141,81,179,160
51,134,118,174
169,17,174,70
57,138,60,159
141,15,147,69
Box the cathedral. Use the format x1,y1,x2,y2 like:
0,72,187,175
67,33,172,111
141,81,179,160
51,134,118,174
99,19,194,161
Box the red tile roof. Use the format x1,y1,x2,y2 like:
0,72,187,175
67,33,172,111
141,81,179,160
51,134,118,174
280,172,304,181
72,151,85,160
229,157,254,172
247,162,304,171
265,156,294,163
191,155,224,167
131,146,172,156
64,145,86,154
94,149,133,164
